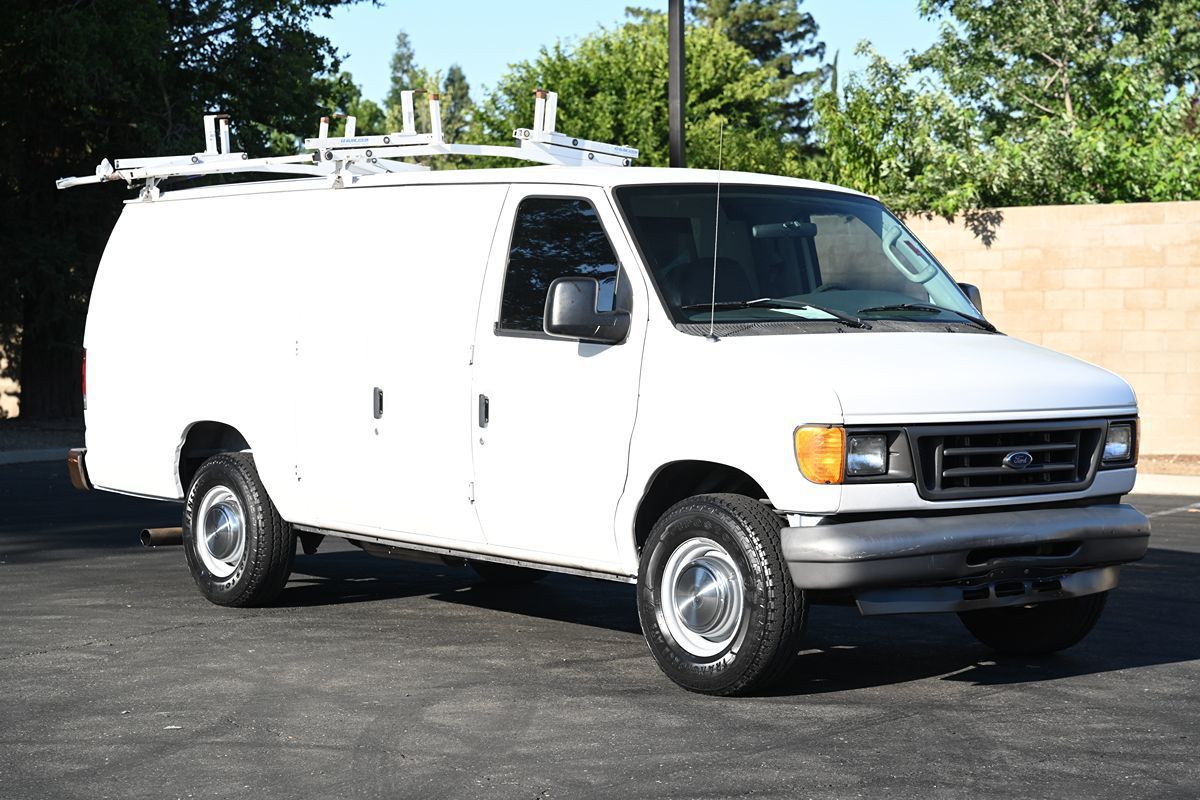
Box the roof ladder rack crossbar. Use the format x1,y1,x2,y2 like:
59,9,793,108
55,112,323,197
306,89,638,170
55,88,640,198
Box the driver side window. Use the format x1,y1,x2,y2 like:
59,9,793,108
497,197,626,335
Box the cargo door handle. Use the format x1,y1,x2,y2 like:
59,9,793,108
373,387,384,419
478,394,489,428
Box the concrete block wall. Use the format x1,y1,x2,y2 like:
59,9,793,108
906,201,1200,456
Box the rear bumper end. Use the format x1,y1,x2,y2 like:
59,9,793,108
67,448,91,491
781,503,1150,614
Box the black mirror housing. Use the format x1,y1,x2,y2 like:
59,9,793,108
958,282,983,313
543,277,630,344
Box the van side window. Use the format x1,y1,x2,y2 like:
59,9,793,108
498,197,622,334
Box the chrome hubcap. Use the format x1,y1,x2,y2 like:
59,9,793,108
661,538,745,657
195,486,245,579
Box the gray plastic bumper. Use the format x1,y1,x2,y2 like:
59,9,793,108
781,503,1150,593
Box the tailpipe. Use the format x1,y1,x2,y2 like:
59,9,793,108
141,527,183,547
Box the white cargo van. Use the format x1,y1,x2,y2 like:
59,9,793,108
61,100,1149,695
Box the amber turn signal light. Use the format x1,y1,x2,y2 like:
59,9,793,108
794,425,846,484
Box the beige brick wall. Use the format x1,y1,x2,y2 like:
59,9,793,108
907,200,1200,456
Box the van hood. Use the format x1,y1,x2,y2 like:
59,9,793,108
729,331,1136,423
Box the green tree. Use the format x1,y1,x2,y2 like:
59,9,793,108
441,64,474,143
384,31,426,111
814,47,991,218
687,0,827,139
0,0,359,418
324,71,386,135
813,0,1200,216
382,31,474,157
475,12,798,174
918,0,1198,127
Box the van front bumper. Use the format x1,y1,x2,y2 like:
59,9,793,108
781,503,1150,614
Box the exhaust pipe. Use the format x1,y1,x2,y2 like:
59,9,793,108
140,527,183,547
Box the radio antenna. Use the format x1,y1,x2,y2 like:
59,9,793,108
707,121,724,342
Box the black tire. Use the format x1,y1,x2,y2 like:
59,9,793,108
958,592,1108,655
468,560,547,585
182,452,295,607
637,493,807,696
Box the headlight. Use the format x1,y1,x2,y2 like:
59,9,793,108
794,425,845,484
846,434,888,476
1103,422,1134,462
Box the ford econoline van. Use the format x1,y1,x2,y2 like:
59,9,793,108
62,107,1150,695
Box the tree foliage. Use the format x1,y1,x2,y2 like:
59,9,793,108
0,0,358,417
324,71,386,136
687,0,827,139
475,12,801,174
812,0,1200,214
380,31,475,163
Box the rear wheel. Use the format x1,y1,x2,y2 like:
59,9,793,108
182,452,295,607
958,592,1108,655
468,560,546,585
637,493,807,696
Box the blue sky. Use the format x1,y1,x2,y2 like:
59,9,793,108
311,1,944,105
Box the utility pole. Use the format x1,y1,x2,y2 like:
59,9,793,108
668,0,685,168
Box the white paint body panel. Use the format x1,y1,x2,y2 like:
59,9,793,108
82,166,1139,581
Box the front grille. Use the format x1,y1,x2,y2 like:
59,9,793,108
910,419,1105,500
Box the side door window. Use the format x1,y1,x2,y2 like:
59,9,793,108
497,197,630,336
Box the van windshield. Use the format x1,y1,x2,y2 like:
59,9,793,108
614,184,982,330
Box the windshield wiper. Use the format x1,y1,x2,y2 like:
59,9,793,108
856,303,997,332
680,298,872,329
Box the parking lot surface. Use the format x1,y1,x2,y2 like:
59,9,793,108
1,460,1197,799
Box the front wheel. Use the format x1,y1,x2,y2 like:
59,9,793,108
182,452,295,607
637,493,807,696
958,592,1108,655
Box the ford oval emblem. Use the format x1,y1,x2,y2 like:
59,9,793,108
1003,450,1034,469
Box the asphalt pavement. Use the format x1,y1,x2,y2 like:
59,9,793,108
1,460,1197,799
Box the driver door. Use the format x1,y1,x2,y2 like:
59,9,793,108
469,186,647,571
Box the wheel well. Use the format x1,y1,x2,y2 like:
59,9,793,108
634,461,769,552
178,421,251,492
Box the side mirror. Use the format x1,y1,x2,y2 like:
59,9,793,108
958,282,983,313
544,277,630,344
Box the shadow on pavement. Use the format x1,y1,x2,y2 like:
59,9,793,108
767,544,1199,695
290,542,1200,695
283,551,478,607
6,460,1196,696
287,550,643,632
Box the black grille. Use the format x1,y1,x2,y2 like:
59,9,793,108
910,419,1105,500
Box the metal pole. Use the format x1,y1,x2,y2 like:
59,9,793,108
668,0,686,168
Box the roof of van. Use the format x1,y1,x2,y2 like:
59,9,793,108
141,165,874,204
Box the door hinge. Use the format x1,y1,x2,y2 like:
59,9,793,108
468,344,474,366
469,481,475,504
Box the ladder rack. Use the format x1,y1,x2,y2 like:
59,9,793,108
55,90,639,199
